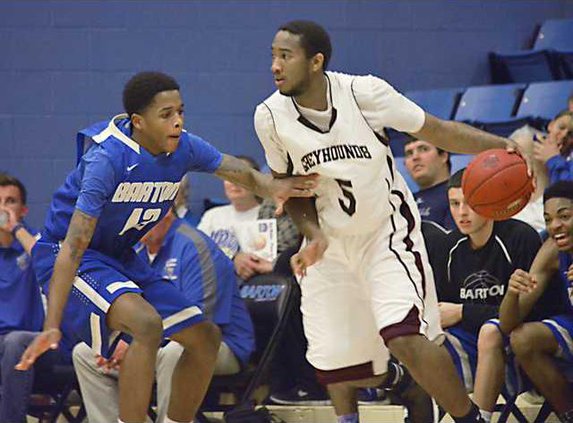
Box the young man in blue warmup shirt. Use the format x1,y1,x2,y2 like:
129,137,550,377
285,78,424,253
72,208,254,423
16,71,316,423
0,173,65,422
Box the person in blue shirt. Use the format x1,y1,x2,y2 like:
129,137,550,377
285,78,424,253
0,173,64,423
72,209,254,423
16,71,316,423
499,181,573,423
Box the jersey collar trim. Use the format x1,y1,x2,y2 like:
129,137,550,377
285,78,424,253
95,114,141,154
292,73,338,134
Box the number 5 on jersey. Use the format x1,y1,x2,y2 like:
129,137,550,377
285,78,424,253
336,179,356,216
119,208,161,235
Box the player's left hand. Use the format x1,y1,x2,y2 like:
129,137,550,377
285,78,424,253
290,232,328,277
438,302,463,328
506,140,535,180
567,263,573,282
272,174,318,215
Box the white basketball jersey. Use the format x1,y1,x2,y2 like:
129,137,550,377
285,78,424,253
256,71,422,236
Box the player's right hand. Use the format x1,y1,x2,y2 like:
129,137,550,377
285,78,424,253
15,328,61,371
508,269,537,295
290,233,328,277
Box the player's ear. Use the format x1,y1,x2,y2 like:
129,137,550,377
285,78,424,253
312,53,324,72
131,113,144,131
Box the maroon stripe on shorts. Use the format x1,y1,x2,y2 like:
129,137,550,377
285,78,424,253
379,305,421,344
390,188,427,297
315,362,376,385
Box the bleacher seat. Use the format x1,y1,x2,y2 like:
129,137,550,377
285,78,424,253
556,49,573,79
454,83,525,123
533,19,573,50
489,50,558,84
405,88,463,120
516,80,573,121
489,19,573,83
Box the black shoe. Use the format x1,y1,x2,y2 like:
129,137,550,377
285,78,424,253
269,385,331,406
386,366,434,423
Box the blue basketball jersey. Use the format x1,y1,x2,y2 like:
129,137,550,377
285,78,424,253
135,220,255,365
42,114,223,258
559,251,573,307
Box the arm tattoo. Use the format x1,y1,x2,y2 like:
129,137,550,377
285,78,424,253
65,209,97,262
215,154,260,192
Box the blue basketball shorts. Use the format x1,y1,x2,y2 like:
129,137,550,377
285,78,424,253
32,240,204,359
443,319,527,396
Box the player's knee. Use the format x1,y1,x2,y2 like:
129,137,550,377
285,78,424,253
131,310,163,347
509,325,535,358
477,324,503,354
387,334,420,365
177,321,221,354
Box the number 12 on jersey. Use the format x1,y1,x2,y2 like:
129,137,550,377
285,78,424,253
119,207,161,235
336,179,356,216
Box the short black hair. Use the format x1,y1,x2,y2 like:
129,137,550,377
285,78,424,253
543,180,573,203
0,172,27,204
123,71,180,117
447,168,465,190
279,20,332,70
404,135,452,172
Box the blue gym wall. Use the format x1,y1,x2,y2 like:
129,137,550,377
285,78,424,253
1,1,572,226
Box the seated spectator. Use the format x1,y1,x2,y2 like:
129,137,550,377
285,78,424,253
510,125,552,232
72,210,255,423
499,181,573,423
436,169,567,422
0,173,65,422
404,136,454,230
531,111,573,184
198,155,262,262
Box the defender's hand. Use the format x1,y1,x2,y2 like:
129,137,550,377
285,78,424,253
15,329,61,371
272,174,318,215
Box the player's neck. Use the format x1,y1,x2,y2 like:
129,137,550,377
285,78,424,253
294,74,328,111
131,130,162,156
232,198,259,212
469,221,494,250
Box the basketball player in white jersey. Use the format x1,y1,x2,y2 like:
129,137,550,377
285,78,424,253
255,20,524,423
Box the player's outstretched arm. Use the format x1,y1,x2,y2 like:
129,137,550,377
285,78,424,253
498,238,559,335
412,113,518,155
16,209,97,370
214,154,317,206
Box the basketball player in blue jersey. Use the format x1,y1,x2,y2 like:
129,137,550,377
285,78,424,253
15,71,316,423
255,20,529,423
499,180,573,423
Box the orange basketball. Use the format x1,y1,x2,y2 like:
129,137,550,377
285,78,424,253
462,149,534,220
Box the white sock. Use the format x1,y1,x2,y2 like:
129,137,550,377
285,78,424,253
118,420,145,423
164,417,193,423
479,409,492,423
